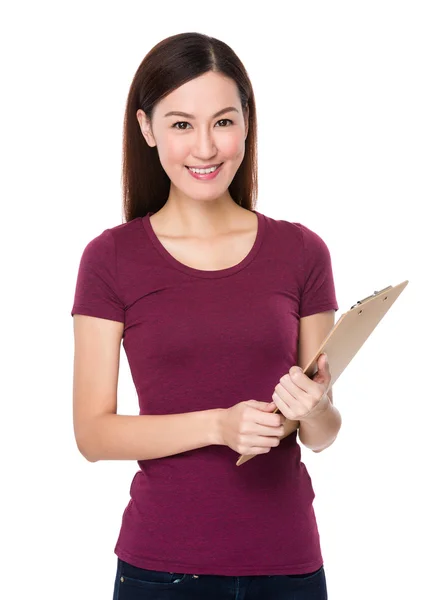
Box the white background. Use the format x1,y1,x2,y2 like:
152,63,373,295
2,1,422,598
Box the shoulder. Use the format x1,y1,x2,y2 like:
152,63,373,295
79,218,143,263
291,222,333,259
260,212,303,246
104,217,143,246
260,212,327,251
292,222,328,248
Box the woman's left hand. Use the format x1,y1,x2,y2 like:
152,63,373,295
272,353,332,421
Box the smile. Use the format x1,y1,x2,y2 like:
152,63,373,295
185,163,224,180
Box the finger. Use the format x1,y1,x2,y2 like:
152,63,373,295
277,376,309,405
254,409,285,427
272,391,293,418
320,353,329,369
254,423,285,437
273,378,313,418
247,400,275,410
287,366,329,400
286,366,318,394
268,403,287,422
317,353,331,382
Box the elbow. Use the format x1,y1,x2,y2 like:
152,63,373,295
74,412,109,462
76,438,97,462
75,429,99,463
311,431,340,453
311,442,330,453
83,449,99,463
311,442,331,454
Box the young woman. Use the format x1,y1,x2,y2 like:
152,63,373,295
71,32,341,600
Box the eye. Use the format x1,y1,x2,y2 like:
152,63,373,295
171,119,234,130
172,121,191,130
216,119,233,127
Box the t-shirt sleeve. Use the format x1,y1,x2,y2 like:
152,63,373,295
294,223,339,318
70,229,125,323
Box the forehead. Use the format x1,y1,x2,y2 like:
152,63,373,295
157,71,240,116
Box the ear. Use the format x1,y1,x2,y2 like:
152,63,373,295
136,109,157,148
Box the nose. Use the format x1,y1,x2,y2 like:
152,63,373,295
192,126,218,160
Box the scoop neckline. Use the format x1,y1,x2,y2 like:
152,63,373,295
141,209,265,279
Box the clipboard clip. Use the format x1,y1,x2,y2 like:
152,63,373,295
350,286,392,310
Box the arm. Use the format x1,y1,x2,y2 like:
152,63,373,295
296,310,342,452
72,314,222,462
298,387,342,452
279,417,300,439
84,410,222,463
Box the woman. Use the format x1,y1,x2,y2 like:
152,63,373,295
71,32,342,600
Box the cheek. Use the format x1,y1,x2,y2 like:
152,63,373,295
219,132,245,159
159,135,187,164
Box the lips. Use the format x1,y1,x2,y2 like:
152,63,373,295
186,162,224,180
185,162,223,170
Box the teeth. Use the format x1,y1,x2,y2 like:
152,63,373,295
188,165,219,174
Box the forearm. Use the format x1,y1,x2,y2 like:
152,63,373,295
81,409,224,462
298,395,342,452
281,418,300,438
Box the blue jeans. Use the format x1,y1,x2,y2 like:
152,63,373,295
112,557,328,599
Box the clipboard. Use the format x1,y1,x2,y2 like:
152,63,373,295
236,279,409,466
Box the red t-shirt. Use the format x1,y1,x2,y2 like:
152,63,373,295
71,209,339,576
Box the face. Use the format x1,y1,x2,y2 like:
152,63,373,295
136,71,249,204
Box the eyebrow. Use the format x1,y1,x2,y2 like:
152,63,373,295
163,106,239,119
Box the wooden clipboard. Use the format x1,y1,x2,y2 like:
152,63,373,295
236,279,409,466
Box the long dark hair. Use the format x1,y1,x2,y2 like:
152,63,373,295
121,32,258,222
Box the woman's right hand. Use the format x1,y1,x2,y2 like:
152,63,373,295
216,400,286,455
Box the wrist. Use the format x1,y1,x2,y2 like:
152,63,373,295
209,408,226,446
301,393,331,426
281,418,300,437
